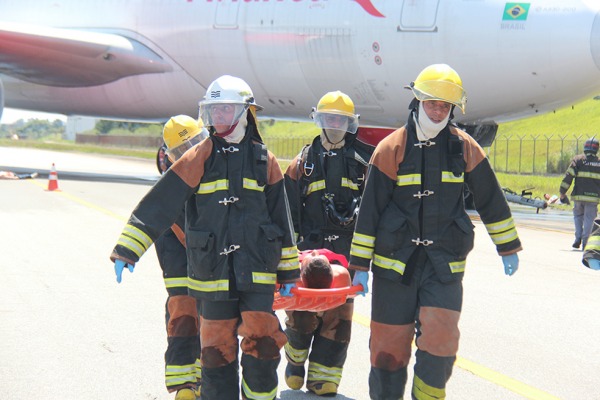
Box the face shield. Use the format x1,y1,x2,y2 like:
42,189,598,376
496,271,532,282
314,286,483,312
166,130,207,161
312,111,359,134
199,102,249,134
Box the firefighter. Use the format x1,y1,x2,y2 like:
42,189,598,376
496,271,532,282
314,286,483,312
158,115,207,400
348,64,522,400
110,75,299,400
283,91,373,396
582,219,600,270
559,137,600,249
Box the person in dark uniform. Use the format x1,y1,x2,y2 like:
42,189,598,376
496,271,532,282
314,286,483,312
283,91,373,396
348,64,522,400
559,137,600,249
110,75,299,400
156,115,206,400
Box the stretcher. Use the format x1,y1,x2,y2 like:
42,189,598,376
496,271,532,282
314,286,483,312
273,284,363,312
272,248,364,312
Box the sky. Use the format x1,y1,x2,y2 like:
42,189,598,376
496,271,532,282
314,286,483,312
2,108,67,124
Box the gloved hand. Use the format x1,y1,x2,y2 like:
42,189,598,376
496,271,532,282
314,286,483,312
114,259,135,283
352,270,369,296
588,259,600,271
502,253,519,276
279,283,296,297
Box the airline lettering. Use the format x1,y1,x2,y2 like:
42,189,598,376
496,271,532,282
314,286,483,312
203,0,385,18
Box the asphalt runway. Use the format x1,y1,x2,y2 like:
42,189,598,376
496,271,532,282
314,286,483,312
1,147,598,400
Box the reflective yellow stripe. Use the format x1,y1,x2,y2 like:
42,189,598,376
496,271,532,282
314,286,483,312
164,277,189,289
397,174,421,186
352,233,375,248
252,272,277,285
577,171,600,180
412,374,446,400
485,218,515,234
441,171,464,183
117,236,145,258
285,342,309,363
278,258,300,271
373,254,406,275
279,246,300,271
571,195,600,203
489,228,519,245
165,363,196,387
350,243,373,260
307,180,326,196
341,177,359,191
187,277,229,292
449,260,466,273
241,379,277,400
307,361,343,385
586,236,600,250
197,179,228,194
243,177,265,192
118,224,153,257
195,358,202,380
123,224,153,248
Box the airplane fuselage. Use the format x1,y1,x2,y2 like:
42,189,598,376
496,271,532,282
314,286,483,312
2,0,600,129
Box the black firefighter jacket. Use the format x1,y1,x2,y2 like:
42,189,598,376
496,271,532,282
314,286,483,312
284,135,372,257
348,117,522,283
111,129,299,300
559,153,600,203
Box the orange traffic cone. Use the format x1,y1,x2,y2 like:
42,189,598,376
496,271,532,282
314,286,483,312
46,163,60,191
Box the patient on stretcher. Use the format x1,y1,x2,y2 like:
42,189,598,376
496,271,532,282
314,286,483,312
300,249,351,289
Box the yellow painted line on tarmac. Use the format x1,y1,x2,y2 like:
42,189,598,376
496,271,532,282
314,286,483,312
455,357,560,400
28,179,128,222
352,311,560,400
30,179,561,399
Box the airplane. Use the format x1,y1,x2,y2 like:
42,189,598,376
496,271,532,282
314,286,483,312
2,0,600,146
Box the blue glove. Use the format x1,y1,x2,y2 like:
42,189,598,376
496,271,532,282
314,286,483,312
588,259,600,271
114,259,135,283
352,270,369,296
279,283,296,297
502,254,519,276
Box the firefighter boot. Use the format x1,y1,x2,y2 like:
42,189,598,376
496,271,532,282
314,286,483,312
174,388,197,400
306,381,338,397
285,363,305,390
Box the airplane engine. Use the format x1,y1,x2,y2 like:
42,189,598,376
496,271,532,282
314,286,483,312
458,123,498,148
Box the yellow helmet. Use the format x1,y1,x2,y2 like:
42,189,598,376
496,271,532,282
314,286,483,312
163,115,208,161
312,91,359,134
408,64,467,113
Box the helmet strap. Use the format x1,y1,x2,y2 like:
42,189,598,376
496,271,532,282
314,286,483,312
321,129,346,150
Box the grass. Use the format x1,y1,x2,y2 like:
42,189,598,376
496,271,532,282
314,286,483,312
3,98,593,206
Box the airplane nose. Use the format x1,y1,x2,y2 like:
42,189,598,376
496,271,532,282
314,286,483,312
591,10,600,70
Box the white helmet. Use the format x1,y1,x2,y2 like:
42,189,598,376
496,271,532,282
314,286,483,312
199,75,263,131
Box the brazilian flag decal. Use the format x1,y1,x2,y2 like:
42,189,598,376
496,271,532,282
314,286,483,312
503,3,530,20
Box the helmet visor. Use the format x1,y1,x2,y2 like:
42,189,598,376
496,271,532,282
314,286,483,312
199,103,249,132
411,80,466,113
313,112,359,134
166,132,206,161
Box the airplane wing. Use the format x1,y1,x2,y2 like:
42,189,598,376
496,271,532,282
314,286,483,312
0,22,172,87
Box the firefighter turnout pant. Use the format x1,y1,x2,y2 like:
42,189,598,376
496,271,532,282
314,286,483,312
165,294,201,392
284,300,353,390
156,234,201,393
198,292,287,400
369,254,462,400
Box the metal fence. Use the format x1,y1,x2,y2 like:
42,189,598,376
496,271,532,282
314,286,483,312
487,134,588,175
263,133,589,175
